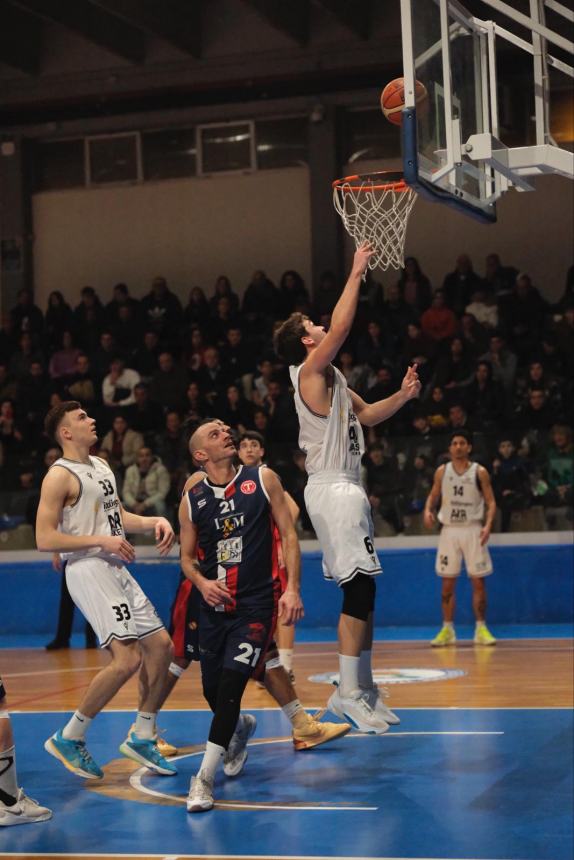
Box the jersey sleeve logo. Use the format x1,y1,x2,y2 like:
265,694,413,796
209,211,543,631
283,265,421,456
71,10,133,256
240,480,256,495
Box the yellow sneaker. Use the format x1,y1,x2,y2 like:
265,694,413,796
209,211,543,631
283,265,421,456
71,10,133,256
474,624,497,646
128,724,178,757
291,710,351,751
430,626,456,647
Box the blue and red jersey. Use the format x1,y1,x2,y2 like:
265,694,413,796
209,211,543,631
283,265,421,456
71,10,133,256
186,465,275,613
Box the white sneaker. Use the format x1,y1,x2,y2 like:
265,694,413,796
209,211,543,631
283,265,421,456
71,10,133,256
364,685,400,725
0,789,52,826
327,688,389,734
223,714,257,777
186,771,214,813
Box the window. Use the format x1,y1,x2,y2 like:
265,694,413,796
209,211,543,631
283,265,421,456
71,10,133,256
344,109,400,164
87,133,139,185
256,117,308,169
33,140,85,191
142,128,197,180
199,122,254,174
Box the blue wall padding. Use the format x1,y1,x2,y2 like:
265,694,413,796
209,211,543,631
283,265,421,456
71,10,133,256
0,546,572,634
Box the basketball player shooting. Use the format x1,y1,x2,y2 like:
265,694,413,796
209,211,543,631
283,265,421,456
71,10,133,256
274,243,421,733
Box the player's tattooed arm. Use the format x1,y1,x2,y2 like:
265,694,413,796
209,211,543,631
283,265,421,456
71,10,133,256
262,468,304,626
423,465,445,530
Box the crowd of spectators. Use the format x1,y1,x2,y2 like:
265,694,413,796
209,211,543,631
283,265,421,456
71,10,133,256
0,255,572,537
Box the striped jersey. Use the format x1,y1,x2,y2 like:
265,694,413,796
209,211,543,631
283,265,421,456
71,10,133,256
186,465,274,612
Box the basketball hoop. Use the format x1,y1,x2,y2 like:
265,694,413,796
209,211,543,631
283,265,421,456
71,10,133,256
332,171,417,271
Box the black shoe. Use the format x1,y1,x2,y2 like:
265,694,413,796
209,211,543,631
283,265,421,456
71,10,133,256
45,639,70,651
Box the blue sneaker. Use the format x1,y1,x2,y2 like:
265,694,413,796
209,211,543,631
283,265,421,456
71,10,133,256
44,730,103,779
119,732,177,776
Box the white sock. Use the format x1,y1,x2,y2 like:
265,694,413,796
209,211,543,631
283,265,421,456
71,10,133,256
443,622,454,631
134,711,157,739
358,650,374,689
475,621,485,630
281,699,304,724
278,649,293,673
338,654,361,697
0,745,18,805
62,711,92,741
197,740,224,782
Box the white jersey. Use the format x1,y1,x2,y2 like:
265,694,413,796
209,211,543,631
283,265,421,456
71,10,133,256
51,456,126,563
289,363,364,480
438,461,484,527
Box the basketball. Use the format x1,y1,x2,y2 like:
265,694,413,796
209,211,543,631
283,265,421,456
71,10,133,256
381,77,428,126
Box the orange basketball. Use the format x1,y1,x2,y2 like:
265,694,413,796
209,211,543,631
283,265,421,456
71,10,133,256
381,77,428,126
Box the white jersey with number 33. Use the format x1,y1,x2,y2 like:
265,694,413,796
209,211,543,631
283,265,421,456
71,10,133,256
438,461,484,527
289,363,364,479
51,456,126,563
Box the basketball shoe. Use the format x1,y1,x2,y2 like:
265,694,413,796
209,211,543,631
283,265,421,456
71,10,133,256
187,771,214,812
327,687,389,734
430,625,456,647
291,709,351,750
128,723,177,757
119,731,177,775
474,624,497,646
44,730,103,779
223,714,257,777
363,685,400,725
0,790,52,826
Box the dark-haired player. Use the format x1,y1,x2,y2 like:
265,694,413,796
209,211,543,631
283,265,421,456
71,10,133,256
423,429,497,646
36,401,176,780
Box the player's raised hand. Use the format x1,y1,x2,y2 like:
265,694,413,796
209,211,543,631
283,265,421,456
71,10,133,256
401,363,421,400
352,241,375,276
278,590,304,626
200,579,233,608
155,518,175,555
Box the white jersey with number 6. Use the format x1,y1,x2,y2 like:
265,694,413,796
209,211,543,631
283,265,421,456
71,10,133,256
438,461,484,527
50,456,126,563
289,363,364,480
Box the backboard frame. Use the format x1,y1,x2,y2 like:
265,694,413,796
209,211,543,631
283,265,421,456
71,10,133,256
400,0,574,223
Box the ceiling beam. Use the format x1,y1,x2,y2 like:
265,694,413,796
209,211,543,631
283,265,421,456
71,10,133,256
90,0,203,59
9,0,146,64
0,1,42,74
315,0,372,40
240,0,310,46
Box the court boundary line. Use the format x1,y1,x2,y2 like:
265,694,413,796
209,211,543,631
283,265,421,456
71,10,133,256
7,706,572,713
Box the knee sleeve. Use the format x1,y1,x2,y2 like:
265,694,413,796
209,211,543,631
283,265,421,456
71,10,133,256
202,680,219,714
341,574,376,621
208,669,249,750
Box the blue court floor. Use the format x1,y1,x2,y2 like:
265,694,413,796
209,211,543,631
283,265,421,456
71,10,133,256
1,707,572,860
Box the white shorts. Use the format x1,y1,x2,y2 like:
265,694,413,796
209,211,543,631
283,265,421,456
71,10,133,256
66,557,164,648
436,525,493,578
305,473,382,586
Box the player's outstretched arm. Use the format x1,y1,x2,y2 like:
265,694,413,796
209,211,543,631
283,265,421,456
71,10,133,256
423,465,445,530
262,469,304,626
178,493,233,607
119,505,175,556
349,364,421,427
477,466,497,545
36,468,135,562
303,243,374,375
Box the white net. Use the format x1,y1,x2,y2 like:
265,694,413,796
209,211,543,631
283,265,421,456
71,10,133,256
333,173,417,271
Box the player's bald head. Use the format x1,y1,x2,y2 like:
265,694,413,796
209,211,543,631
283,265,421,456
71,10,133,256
188,419,225,463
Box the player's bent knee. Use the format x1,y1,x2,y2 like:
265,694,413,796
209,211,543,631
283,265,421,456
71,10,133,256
341,573,376,621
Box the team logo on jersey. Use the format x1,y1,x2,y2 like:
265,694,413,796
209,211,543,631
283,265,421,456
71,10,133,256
217,537,242,563
240,480,256,495
215,514,245,537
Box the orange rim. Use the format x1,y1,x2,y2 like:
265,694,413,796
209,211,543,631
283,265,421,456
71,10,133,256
333,171,410,193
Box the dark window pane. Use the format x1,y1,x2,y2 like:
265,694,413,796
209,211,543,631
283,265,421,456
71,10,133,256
200,124,252,173
142,128,196,180
34,140,84,191
256,117,308,169
344,109,400,164
88,135,138,184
